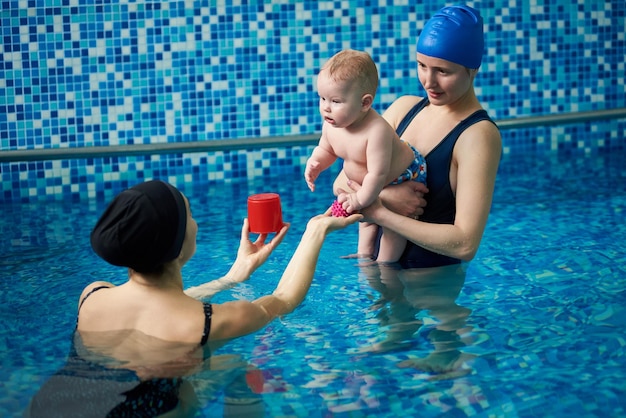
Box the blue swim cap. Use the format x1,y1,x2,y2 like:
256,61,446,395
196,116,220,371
416,5,484,69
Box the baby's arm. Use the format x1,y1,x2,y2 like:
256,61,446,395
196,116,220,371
305,131,337,192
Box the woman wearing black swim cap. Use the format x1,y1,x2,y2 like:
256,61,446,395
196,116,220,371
82,179,361,344
26,180,360,417
334,4,502,268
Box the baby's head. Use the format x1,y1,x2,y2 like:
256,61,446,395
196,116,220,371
320,49,379,98
417,4,484,69
90,180,187,274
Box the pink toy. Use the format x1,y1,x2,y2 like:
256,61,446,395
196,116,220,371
331,199,350,217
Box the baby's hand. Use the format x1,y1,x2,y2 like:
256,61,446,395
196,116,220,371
304,159,321,192
331,199,351,217
337,192,363,214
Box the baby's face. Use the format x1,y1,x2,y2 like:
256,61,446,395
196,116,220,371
317,71,363,128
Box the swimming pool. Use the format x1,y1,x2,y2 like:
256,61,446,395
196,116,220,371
2,147,625,417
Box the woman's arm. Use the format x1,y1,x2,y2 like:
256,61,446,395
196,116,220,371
376,95,430,217
357,121,501,261
334,170,428,218
185,219,289,299
333,95,428,217
209,211,362,340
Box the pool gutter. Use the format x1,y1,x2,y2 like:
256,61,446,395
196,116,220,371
2,107,625,163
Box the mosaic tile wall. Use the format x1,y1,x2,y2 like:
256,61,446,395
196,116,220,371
1,0,625,201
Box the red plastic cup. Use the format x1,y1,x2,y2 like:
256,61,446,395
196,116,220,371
247,193,283,234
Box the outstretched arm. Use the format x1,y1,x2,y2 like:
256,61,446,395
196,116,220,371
208,211,362,340
185,219,289,299
304,129,337,192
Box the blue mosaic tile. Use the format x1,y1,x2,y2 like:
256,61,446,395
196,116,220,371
0,0,625,201
0,145,321,202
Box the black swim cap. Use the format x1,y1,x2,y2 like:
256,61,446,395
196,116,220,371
90,180,187,272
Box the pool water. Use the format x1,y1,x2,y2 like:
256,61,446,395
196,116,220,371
2,148,625,417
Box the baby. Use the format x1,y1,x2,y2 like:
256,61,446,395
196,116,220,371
304,49,426,262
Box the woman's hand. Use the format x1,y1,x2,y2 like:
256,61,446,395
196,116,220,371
307,208,363,233
187,211,360,302
381,181,428,218
339,178,427,223
185,220,289,299
334,170,427,219
229,219,290,282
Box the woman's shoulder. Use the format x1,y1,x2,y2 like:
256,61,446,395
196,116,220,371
464,110,502,140
456,112,502,158
78,281,115,306
382,95,424,126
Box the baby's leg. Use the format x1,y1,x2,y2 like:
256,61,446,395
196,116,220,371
376,227,406,263
357,222,379,258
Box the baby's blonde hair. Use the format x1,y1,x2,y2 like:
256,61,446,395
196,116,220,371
321,49,379,98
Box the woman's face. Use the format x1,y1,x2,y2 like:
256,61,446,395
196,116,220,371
416,53,476,106
180,195,197,263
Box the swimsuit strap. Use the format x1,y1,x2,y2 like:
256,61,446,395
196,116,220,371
77,286,213,346
446,109,495,136
395,97,496,139
200,303,213,346
396,97,430,137
77,285,111,313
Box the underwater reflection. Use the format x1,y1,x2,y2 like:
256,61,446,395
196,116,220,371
361,263,477,380
25,330,264,417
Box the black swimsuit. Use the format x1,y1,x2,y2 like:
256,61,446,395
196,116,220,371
26,287,213,417
383,98,498,269
78,285,213,346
